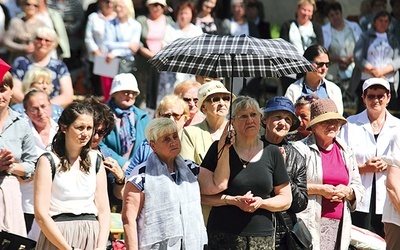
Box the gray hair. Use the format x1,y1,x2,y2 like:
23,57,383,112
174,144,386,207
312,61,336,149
229,95,263,119
145,118,178,142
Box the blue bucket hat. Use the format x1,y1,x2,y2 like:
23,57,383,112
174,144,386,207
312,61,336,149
264,96,300,132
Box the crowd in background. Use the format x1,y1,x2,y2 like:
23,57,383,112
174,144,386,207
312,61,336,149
1,0,400,249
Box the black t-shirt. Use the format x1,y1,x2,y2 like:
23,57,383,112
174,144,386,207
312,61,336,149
202,140,289,236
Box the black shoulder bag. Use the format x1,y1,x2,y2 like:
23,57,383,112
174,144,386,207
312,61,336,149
275,211,313,250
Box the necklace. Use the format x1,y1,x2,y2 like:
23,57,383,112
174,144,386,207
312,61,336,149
235,142,259,169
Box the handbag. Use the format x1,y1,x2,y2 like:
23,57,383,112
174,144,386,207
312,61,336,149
276,212,313,250
118,57,137,74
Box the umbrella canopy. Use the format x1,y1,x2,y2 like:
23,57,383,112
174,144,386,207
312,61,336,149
149,33,315,78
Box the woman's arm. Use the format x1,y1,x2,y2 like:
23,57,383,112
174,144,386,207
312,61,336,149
122,182,144,250
259,182,292,212
387,165,400,212
197,127,234,194
94,163,111,249
50,75,73,108
34,156,72,250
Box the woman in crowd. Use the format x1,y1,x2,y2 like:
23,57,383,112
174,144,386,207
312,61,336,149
174,79,204,126
339,78,400,238
136,0,174,109
34,102,110,249
103,73,150,161
22,88,58,236
262,96,308,249
200,96,292,249
287,94,318,141
122,118,208,249
0,70,37,237
126,94,190,174
280,0,324,92
158,1,203,103
11,26,73,108
103,0,141,102
322,2,361,85
195,0,229,35
12,66,63,121
285,44,344,115
280,0,324,53
85,0,116,96
228,0,259,36
3,0,45,62
383,133,400,249
82,96,127,212
181,80,234,164
295,98,364,249
352,10,400,114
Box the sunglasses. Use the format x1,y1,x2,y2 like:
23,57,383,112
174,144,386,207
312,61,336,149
313,61,331,68
207,96,231,103
366,94,385,100
183,97,198,103
160,113,183,120
35,37,53,43
95,129,107,137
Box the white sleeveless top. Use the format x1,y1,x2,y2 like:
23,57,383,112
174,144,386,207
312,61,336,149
48,150,99,217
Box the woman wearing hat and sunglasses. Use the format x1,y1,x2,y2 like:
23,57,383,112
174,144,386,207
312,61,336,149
262,96,308,249
285,44,344,115
295,98,363,249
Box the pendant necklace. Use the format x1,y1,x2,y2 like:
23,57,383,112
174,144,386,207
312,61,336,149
236,142,259,169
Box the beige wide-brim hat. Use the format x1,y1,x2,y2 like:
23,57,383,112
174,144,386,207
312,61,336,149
197,80,236,112
306,98,347,130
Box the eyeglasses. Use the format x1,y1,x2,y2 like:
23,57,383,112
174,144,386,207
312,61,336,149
235,112,260,121
25,2,38,7
366,94,385,100
183,97,199,103
313,61,331,68
160,113,184,120
35,37,53,43
27,103,49,114
122,91,136,96
95,129,107,137
207,96,231,103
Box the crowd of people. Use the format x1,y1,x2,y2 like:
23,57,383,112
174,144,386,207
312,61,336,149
1,0,400,249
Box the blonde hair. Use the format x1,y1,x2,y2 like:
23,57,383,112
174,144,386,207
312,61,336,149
174,80,201,96
115,0,135,18
155,94,190,122
21,66,54,94
297,0,316,11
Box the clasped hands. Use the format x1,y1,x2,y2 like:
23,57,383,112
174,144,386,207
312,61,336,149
0,149,15,172
234,191,263,213
322,184,351,202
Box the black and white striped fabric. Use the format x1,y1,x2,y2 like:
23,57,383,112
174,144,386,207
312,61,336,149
149,33,315,78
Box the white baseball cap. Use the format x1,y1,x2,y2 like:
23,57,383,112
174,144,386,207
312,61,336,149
362,78,390,92
109,73,140,96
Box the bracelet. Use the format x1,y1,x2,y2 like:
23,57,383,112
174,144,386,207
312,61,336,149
6,163,16,175
223,195,228,205
115,176,125,185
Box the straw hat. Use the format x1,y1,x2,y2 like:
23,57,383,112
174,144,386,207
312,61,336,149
197,80,235,111
306,98,347,130
264,96,300,132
